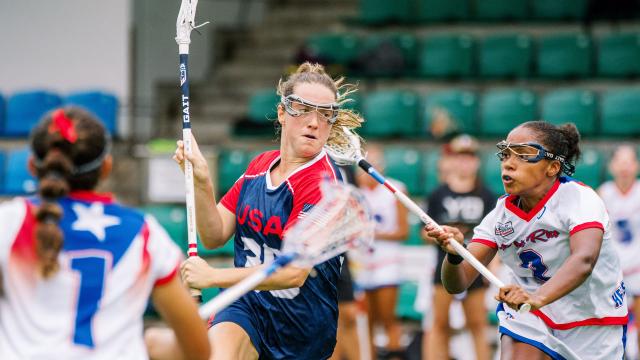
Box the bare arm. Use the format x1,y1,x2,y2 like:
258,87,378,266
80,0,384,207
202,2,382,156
181,256,311,290
151,275,210,360
173,136,235,249
375,197,409,241
498,228,604,310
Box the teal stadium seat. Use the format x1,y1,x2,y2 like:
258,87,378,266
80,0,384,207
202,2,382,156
541,89,597,136
198,237,235,258
418,34,474,78
537,33,593,78
384,147,423,196
481,150,505,196
306,33,360,68
4,147,37,195
6,90,62,137
423,90,478,135
601,88,640,136
142,205,188,254
0,94,4,135
416,0,470,22
65,91,118,135
479,34,533,78
480,89,538,137
573,147,604,188
362,90,419,138
358,33,418,76
247,89,279,123
531,0,589,20
218,149,250,194
358,0,412,24
395,281,422,321
422,150,442,196
597,32,640,78
341,91,362,113
405,213,425,245
475,0,528,21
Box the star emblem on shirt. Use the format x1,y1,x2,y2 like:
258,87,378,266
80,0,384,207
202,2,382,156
71,203,121,242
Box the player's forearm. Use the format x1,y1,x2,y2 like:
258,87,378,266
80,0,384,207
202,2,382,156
193,178,226,248
208,265,310,290
533,253,594,308
441,259,473,294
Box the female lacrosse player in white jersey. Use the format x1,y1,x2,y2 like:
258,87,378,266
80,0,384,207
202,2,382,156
425,121,627,360
599,145,640,356
0,107,210,359
355,144,408,359
146,63,365,360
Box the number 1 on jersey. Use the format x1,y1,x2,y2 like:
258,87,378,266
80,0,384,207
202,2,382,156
70,255,108,348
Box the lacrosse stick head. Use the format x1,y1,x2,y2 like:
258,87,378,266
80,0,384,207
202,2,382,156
176,0,198,45
324,126,365,166
281,179,374,267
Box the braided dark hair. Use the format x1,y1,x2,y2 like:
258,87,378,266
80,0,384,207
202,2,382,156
29,107,110,278
521,121,581,176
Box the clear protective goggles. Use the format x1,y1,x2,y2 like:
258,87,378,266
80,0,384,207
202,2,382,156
496,140,575,176
281,94,339,124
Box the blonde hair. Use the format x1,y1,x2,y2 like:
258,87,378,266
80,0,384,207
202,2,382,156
277,62,364,148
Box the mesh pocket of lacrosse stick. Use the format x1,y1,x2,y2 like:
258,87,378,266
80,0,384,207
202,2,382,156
281,180,374,266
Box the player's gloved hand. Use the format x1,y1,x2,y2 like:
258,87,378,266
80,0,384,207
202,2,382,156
180,256,215,289
173,133,211,187
423,224,464,255
496,284,544,312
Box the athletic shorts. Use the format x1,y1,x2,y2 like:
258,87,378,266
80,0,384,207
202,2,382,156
497,303,626,360
354,240,403,290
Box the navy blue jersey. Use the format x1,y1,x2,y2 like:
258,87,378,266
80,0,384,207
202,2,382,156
217,149,342,359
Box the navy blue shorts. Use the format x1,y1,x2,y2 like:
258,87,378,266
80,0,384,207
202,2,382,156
209,301,262,357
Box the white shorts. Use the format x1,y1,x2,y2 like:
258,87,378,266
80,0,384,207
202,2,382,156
497,303,626,360
352,240,402,290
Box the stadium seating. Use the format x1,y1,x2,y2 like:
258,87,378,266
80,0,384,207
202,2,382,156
405,213,425,245
474,0,528,21
4,147,37,195
198,237,235,257
600,88,640,136
395,281,422,321
142,205,189,254
247,89,279,123
480,149,505,196
65,91,118,135
573,146,604,188
479,89,538,137
357,0,412,24
356,33,418,77
597,32,640,78
531,0,589,20
384,147,423,195
415,0,470,22
418,34,474,78
217,149,251,195
0,94,5,133
422,150,441,196
6,91,62,137
422,90,478,135
541,89,598,135
361,90,419,137
479,34,533,78
305,32,360,68
537,33,593,78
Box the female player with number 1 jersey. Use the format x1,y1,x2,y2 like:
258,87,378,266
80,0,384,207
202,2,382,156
425,121,627,359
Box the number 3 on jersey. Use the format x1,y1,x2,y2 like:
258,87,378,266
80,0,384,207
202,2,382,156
519,249,550,282
242,236,300,299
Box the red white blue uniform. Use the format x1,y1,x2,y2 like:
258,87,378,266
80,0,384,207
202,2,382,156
472,177,627,359
0,192,182,359
213,149,342,359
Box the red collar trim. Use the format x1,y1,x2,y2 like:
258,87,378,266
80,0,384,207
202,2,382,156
68,190,115,204
505,180,560,222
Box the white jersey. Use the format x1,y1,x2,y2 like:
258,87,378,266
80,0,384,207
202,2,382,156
0,193,182,360
472,178,628,329
598,180,640,287
353,179,406,289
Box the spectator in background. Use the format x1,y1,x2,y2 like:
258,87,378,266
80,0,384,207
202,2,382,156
598,145,640,358
355,145,409,360
421,135,495,360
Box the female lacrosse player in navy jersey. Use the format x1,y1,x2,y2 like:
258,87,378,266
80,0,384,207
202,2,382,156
0,107,210,359
146,62,364,360
425,121,627,360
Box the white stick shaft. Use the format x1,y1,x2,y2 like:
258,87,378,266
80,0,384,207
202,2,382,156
183,128,200,297
199,270,268,319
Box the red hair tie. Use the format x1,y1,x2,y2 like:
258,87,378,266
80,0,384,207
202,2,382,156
49,109,78,143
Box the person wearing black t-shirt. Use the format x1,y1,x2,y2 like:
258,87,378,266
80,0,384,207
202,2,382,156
422,135,496,360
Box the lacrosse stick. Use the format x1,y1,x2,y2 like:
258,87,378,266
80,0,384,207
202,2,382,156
198,180,374,319
176,0,209,302
325,127,531,313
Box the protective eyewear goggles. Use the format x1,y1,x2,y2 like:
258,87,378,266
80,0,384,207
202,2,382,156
281,94,339,124
496,140,575,176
